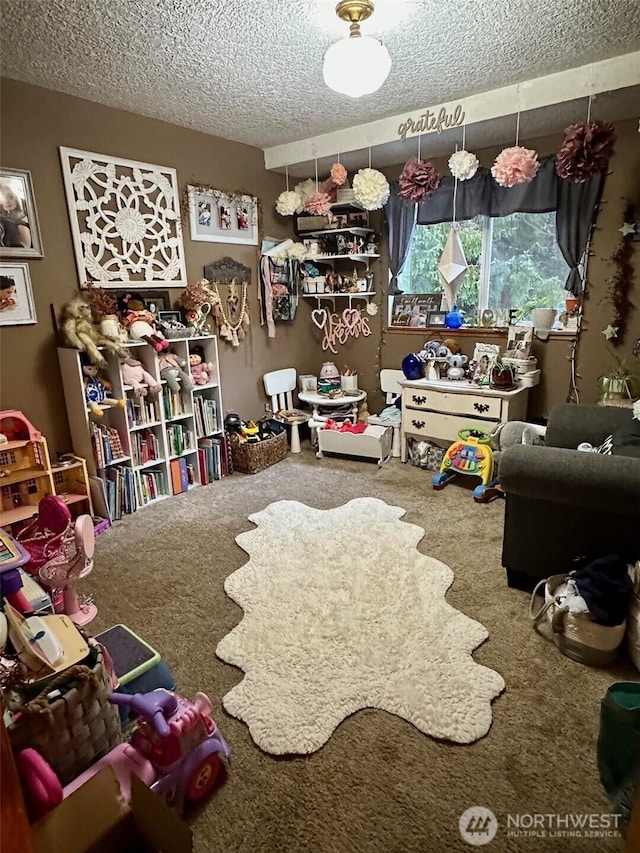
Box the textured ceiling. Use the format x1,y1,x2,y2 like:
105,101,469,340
1,0,640,155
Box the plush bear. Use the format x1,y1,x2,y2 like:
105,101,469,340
81,355,126,417
189,346,214,386
158,350,193,393
60,295,127,366
121,356,161,397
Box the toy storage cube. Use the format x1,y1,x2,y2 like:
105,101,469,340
316,424,393,467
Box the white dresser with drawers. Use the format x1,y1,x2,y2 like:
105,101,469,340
400,378,530,461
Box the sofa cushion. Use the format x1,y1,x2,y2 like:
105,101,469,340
613,417,640,458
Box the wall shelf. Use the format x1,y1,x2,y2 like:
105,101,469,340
305,227,374,238
306,253,379,263
303,292,375,309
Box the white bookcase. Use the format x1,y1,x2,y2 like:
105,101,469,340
58,335,225,520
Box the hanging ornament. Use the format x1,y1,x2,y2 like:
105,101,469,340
211,281,250,347
437,228,468,312
294,178,316,206
285,242,308,262
305,191,333,215
602,325,619,340
276,190,302,216
555,120,616,183
491,146,539,187
449,149,479,181
398,157,440,202
330,162,348,187
352,167,390,211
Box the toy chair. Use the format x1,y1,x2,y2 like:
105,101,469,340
263,368,308,454
16,495,72,577
38,514,97,626
367,368,404,458
432,428,495,496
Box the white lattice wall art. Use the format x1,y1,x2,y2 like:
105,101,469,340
59,147,188,288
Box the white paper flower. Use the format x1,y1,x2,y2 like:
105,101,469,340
449,150,480,181
286,242,308,261
352,168,390,211
294,178,317,206
276,190,302,216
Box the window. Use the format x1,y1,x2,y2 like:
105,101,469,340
395,211,569,326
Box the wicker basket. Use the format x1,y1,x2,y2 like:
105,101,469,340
230,430,288,474
8,650,122,785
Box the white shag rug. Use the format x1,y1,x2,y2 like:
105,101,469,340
216,498,505,754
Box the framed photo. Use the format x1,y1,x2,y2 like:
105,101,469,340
428,311,447,326
0,262,37,325
0,168,43,258
347,212,369,228
158,310,182,325
188,187,258,246
112,290,171,315
332,214,348,229
472,342,500,385
390,293,443,328
505,325,533,359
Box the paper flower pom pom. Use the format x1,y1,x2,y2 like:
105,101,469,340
294,178,317,206
352,168,390,211
305,191,333,216
555,121,616,183
449,149,480,181
491,146,540,187
399,157,440,202
330,162,348,187
276,190,302,216
286,242,308,262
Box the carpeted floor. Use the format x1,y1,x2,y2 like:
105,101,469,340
89,448,636,852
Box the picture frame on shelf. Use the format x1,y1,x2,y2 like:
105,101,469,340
428,311,447,327
390,293,443,328
113,290,171,315
472,342,500,385
158,310,182,325
0,261,37,325
187,186,258,246
505,325,533,359
347,212,369,228
0,167,44,258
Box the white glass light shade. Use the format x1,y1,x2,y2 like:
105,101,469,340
323,35,391,98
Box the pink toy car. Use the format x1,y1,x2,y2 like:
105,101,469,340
18,688,230,820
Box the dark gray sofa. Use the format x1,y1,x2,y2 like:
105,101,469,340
499,403,640,591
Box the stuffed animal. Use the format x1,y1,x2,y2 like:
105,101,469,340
446,353,468,380
158,350,193,393
120,295,169,352
189,347,214,385
489,421,544,475
121,356,161,397
81,355,125,417
60,295,127,366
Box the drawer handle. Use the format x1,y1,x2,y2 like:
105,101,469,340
412,395,427,404
474,403,490,413
411,419,425,429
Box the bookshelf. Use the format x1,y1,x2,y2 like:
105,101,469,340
58,335,228,522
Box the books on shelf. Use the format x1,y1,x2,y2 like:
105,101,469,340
131,429,161,466
166,424,195,457
193,396,219,438
126,396,159,428
90,421,125,468
197,434,230,484
102,466,137,521
135,467,168,507
163,390,187,420
170,457,190,495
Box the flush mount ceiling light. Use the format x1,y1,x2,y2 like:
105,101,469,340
323,0,392,98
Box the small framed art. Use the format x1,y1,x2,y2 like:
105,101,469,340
505,325,533,359
0,262,37,325
0,168,43,258
188,187,258,246
428,311,447,326
472,342,500,385
158,310,182,326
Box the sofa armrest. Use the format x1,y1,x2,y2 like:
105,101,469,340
499,444,640,513
546,403,632,449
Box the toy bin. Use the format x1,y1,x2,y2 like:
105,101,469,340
230,431,288,474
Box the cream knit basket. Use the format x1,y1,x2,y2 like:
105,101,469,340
530,573,626,667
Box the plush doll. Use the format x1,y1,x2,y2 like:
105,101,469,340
489,421,544,475
60,295,127,366
121,356,161,397
189,346,214,385
158,350,193,393
120,295,169,352
81,354,126,417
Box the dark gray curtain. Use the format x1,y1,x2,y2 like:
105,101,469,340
556,170,606,295
385,184,416,294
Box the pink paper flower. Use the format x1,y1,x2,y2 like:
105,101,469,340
491,146,540,187
305,191,333,216
330,162,348,187
555,121,616,182
399,157,441,202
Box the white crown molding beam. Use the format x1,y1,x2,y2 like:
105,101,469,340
263,52,640,170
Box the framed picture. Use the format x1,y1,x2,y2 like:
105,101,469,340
0,168,43,258
390,293,443,328
0,262,37,325
187,187,258,245
60,147,187,288
347,212,369,228
505,325,533,359
158,310,182,325
428,311,447,326
112,290,171,315
472,342,500,385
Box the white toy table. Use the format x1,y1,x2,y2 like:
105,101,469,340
298,389,367,423
315,424,393,467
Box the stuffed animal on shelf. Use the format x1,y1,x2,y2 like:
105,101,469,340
121,356,161,397
158,350,193,393
80,354,125,417
60,295,127,366
120,295,169,352
189,346,214,386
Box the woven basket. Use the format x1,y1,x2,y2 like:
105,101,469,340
8,650,122,785
230,430,288,474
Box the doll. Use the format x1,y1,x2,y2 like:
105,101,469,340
189,346,214,385
120,295,169,352
81,354,126,417
121,356,161,397
61,295,127,366
158,349,193,393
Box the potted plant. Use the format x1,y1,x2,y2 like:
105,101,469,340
84,283,122,339
600,351,640,402
490,353,516,390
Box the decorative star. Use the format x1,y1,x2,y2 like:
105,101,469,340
602,325,619,340
619,221,636,237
